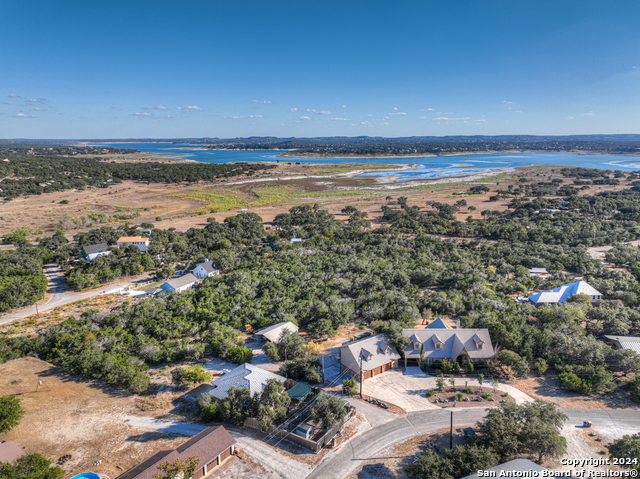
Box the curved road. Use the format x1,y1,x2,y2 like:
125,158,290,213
0,265,151,325
308,407,640,479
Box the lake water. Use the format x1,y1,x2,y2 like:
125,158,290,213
96,142,640,181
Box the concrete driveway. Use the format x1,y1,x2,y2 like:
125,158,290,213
362,369,533,412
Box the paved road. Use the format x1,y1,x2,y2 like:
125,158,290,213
0,267,151,325
308,408,640,479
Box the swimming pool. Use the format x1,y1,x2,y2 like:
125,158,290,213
70,473,100,479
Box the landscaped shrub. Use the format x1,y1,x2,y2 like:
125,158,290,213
426,390,435,397
343,378,358,396
467,362,474,373
455,392,464,401
200,404,218,422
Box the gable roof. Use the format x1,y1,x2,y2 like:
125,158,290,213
117,426,235,479
426,317,450,329
163,273,199,290
116,236,149,243
339,334,401,373
528,281,602,304
605,335,640,354
0,441,26,464
195,261,218,273
402,328,494,360
462,458,546,479
528,267,549,274
82,243,110,255
208,363,287,399
254,321,299,342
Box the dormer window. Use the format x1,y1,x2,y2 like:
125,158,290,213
414,342,421,351
435,341,442,350
477,342,484,350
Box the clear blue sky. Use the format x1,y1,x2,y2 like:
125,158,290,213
1,0,639,139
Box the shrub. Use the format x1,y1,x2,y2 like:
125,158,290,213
534,360,548,376
467,362,474,373
455,392,464,401
59,199,69,204
343,378,358,396
466,387,473,394
558,372,592,394
155,216,163,221
441,359,454,372
197,392,214,410
200,404,218,422
0,395,24,433
426,390,435,397
629,379,640,403
454,362,461,373
172,365,212,388
482,392,492,400
497,350,530,377
228,346,253,364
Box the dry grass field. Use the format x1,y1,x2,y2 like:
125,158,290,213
0,358,187,479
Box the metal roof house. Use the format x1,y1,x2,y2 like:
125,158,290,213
192,260,220,279
402,328,495,367
528,267,550,277
81,243,111,261
605,335,640,354
117,426,236,479
528,280,602,305
160,273,199,293
339,334,401,381
425,317,451,329
0,441,26,464
255,321,299,343
205,363,288,400
461,458,546,479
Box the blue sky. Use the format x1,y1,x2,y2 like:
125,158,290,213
1,0,639,139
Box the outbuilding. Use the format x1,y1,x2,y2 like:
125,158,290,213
160,274,199,293
339,334,400,381
81,243,111,261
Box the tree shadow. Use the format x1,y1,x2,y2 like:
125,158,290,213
357,462,397,479
36,364,132,399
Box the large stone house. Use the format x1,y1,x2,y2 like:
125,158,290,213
339,334,401,381
401,327,494,367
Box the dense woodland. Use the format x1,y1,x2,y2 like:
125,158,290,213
1,167,640,401
0,151,275,198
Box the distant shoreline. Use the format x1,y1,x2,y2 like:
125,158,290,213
275,149,640,159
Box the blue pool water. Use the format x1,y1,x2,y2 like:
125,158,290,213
70,473,100,479
94,142,640,181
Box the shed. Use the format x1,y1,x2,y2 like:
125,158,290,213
295,422,315,440
255,321,299,343
286,382,313,402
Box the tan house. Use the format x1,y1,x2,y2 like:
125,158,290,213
117,426,235,479
339,334,401,381
402,328,494,367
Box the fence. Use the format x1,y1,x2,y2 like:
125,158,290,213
244,406,356,453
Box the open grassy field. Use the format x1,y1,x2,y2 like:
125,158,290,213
1,162,634,239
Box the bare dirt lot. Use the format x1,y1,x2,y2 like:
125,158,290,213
510,374,637,409
0,357,188,479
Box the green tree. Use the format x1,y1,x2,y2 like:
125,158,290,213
254,379,291,432
153,456,200,479
310,393,347,430
0,453,64,479
343,378,358,396
498,350,530,377
520,422,567,462
200,404,218,422
0,395,24,433
171,365,212,388
279,356,322,384
534,359,548,376
477,373,484,387
217,387,254,425
609,434,640,470
436,374,447,391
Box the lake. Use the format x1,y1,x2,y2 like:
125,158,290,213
96,142,640,181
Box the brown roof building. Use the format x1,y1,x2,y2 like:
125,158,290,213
0,441,26,464
118,426,236,479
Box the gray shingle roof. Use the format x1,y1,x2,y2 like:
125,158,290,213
402,328,495,361
207,363,287,399
82,243,110,255
196,261,218,273
461,458,546,479
340,334,401,373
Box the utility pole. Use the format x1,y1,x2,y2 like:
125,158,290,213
359,353,364,399
321,355,325,385
450,411,453,449
284,346,288,379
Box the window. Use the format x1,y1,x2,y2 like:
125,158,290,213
435,342,442,350
414,342,421,351
477,342,484,350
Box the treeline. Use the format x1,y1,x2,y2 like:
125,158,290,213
0,154,275,199
0,144,138,156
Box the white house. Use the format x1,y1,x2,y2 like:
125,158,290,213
254,321,299,342
160,273,199,293
204,363,287,400
402,328,495,367
192,260,220,278
81,243,111,261
528,267,549,278
116,236,150,252
528,280,602,305
605,335,640,354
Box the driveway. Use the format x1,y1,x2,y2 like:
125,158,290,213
0,271,151,325
361,369,533,412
